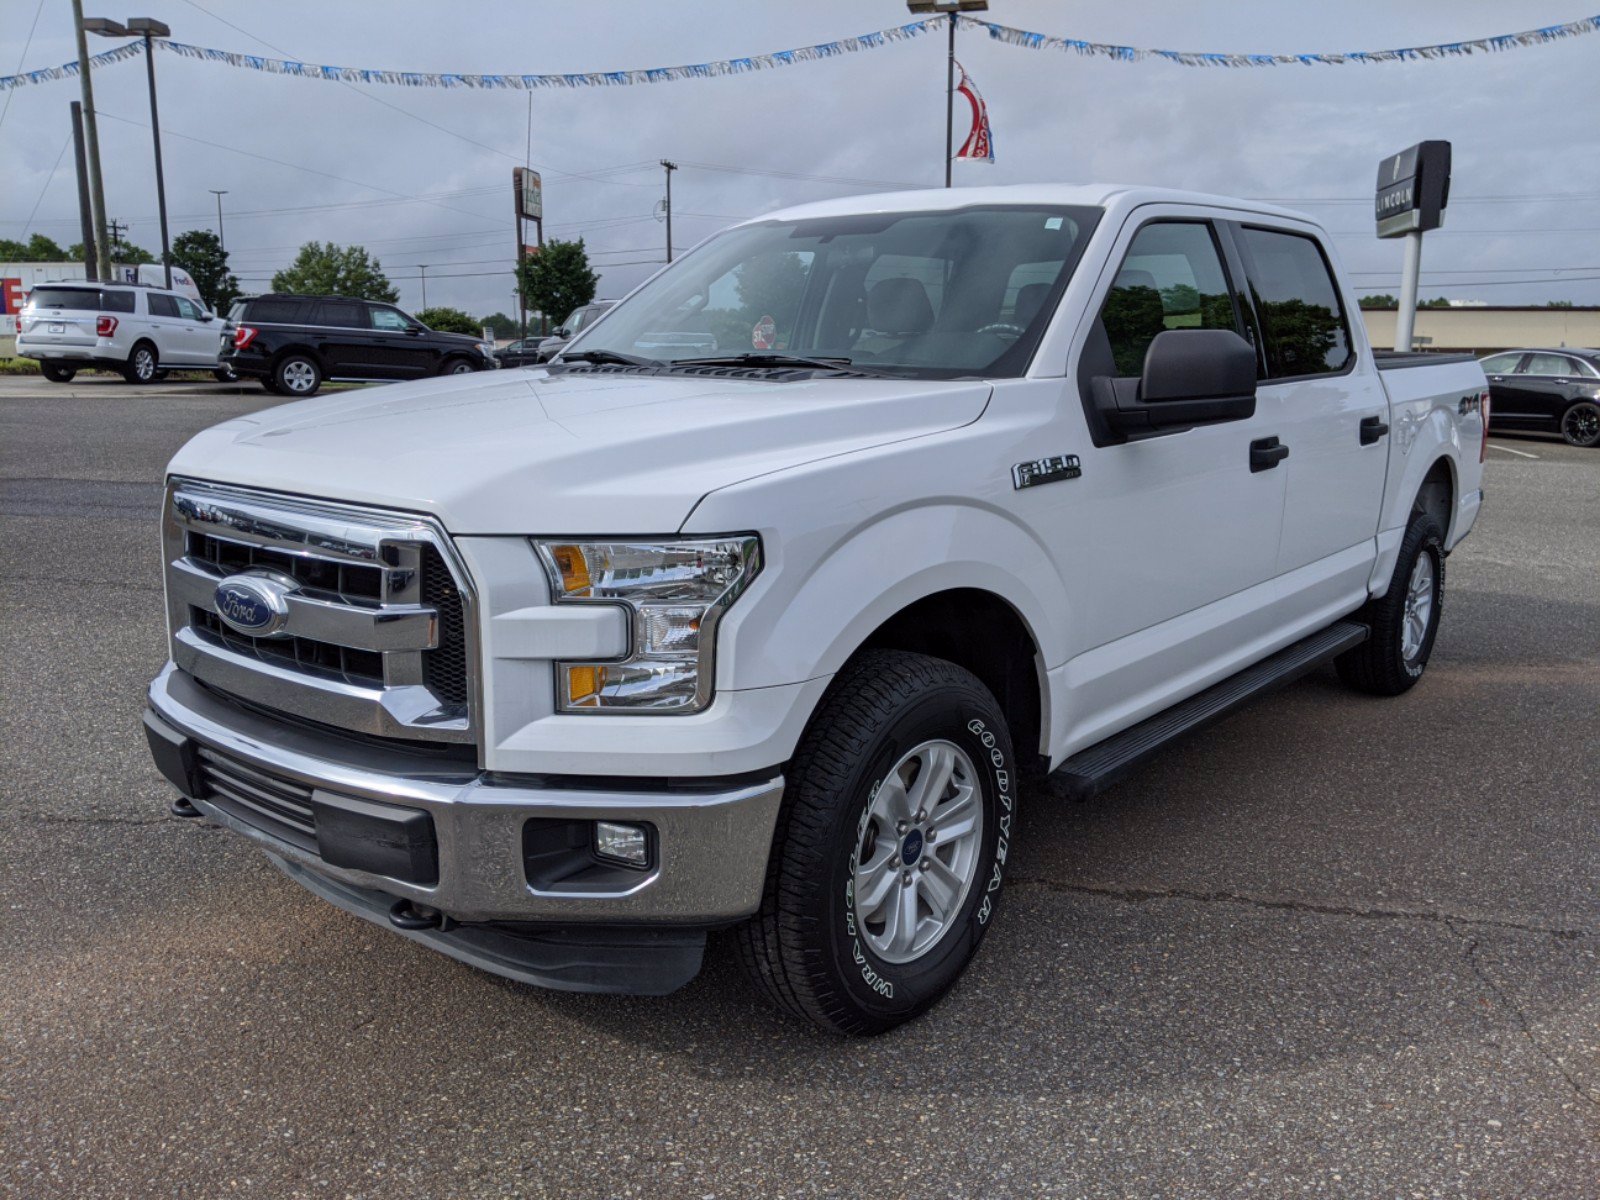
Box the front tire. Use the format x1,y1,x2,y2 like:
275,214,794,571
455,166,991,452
439,357,477,376
123,342,158,384
273,354,321,397
1560,400,1600,448
41,362,76,383
737,650,1018,1035
1337,512,1445,696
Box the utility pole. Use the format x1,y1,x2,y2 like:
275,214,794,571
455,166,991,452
128,19,174,289
209,189,228,252
71,0,112,275
108,218,127,273
70,102,99,282
660,159,677,263
418,265,428,311
944,14,956,187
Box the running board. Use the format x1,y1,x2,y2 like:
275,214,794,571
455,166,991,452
1053,620,1369,801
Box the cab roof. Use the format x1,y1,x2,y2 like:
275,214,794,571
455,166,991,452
747,183,1318,230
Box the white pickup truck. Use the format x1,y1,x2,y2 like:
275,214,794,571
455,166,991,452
145,184,1486,1035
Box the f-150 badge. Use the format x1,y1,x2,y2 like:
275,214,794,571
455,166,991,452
1012,454,1081,490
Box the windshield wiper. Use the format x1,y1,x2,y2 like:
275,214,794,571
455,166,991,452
557,349,660,368
670,353,898,378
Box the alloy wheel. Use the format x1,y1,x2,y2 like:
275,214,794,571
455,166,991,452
1401,551,1435,663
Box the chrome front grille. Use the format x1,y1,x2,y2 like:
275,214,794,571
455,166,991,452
163,479,477,744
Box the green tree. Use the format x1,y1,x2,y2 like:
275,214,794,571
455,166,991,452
516,239,598,333
1418,296,1452,309
271,241,398,302
1546,299,1575,309
480,311,518,339
1357,294,1397,309
170,229,240,312
0,233,69,261
415,306,480,335
110,240,157,266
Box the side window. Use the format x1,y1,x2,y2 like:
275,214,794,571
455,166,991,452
313,300,365,328
248,299,303,323
102,290,135,314
1572,357,1600,379
1100,222,1237,377
147,293,180,318
174,296,204,321
370,306,412,332
1481,353,1522,375
1238,227,1353,378
1523,352,1570,376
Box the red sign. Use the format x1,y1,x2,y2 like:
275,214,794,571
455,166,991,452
751,314,776,350
1,279,22,316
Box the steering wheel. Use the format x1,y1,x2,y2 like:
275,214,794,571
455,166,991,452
975,322,1025,340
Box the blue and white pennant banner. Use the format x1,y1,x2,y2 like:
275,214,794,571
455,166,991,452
5,13,1598,91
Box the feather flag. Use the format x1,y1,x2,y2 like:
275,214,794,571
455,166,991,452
954,62,994,163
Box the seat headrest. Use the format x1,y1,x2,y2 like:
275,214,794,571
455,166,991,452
867,277,934,335
1014,282,1050,325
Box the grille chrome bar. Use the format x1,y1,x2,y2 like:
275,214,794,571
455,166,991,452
164,479,478,746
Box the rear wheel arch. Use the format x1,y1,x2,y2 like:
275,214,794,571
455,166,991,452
1411,457,1455,544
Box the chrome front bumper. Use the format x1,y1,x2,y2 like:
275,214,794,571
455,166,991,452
146,663,785,926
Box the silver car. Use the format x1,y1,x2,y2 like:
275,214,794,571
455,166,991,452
536,301,614,362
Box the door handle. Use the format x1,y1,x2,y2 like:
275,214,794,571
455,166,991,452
1359,415,1390,445
1249,436,1289,472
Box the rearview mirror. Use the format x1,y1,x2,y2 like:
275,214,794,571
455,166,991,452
1092,328,1257,438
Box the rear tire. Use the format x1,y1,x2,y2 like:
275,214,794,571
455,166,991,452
1560,400,1600,448
213,363,238,383
272,354,321,397
1337,512,1445,696
40,362,76,383
261,379,281,395
439,356,477,376
737,650,1018,1035
123,342,158,384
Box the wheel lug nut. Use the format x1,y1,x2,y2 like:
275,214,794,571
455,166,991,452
901,871,913,886
925,829,936,843
919,859,930,871
896,821,908,835
914,809,926,823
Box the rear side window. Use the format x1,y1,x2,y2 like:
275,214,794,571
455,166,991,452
1523,352,1573,376
1099,222,1239,377
247,298,305,323
1239,227,1353,378
102,290,135,313
1480,353,1522,374
148,293,180,318
313,300,365,328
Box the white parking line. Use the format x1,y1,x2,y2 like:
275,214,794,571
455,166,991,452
1488,442,1540,459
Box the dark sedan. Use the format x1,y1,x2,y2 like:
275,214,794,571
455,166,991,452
494,336,544,368
1480,347,1600,447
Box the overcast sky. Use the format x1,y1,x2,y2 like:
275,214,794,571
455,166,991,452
4,0,1598,316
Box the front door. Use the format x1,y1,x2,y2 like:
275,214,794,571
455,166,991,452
367,304,434,377
1049,212,1289,748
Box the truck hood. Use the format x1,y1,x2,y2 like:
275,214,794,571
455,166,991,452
168,368,992,533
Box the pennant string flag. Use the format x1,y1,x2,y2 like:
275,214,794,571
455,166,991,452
953,63,994,164
5,13,1599,91
956,12,1600,68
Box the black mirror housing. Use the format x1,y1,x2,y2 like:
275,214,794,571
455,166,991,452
1093,328,1258,438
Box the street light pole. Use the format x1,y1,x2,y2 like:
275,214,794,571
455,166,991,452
209,189,228,252
660,160,677,263
70,102,100,283
127,19,174,290
418,265,428,311
906,0,987,187
72,2,113,277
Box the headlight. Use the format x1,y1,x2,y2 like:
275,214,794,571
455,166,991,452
533,537,761,713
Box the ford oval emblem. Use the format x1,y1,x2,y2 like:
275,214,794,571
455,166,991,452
213,571,295,637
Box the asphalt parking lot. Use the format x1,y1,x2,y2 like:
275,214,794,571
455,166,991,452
2,375,1597,1199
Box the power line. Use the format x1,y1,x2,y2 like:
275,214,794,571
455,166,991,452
20,135,72,236
0,0,46,134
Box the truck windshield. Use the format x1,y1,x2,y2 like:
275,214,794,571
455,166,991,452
569,205,1101,379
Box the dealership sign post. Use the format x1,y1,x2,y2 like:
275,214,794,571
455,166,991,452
1377,140,1451,352
512,167,543,337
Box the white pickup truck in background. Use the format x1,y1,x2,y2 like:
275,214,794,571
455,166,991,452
144,184,1486,1035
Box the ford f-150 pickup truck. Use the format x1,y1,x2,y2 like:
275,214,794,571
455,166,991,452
145,184,1487,1035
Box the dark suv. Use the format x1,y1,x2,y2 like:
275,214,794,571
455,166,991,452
223,294,495,397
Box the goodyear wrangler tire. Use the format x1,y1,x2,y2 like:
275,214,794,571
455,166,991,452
737,650,1017,1035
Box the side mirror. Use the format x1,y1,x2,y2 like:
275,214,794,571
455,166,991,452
554,327,571,338
405,325,424,335
198,312,214,322
1092,328,1257,437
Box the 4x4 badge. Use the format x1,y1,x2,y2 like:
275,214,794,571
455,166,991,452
1012,454,1081,490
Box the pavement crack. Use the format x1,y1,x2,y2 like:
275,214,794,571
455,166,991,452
1449,919,1600,1111
9,811,174,829
1009,876,1592,939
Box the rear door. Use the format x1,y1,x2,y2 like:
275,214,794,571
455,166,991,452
1229,223,1387,586
309,299,372,375
1513,351,1584,429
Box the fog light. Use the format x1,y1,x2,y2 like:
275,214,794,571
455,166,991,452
594,820,650,867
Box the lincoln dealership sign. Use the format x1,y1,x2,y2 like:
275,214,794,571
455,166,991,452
1375,140,1451,239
